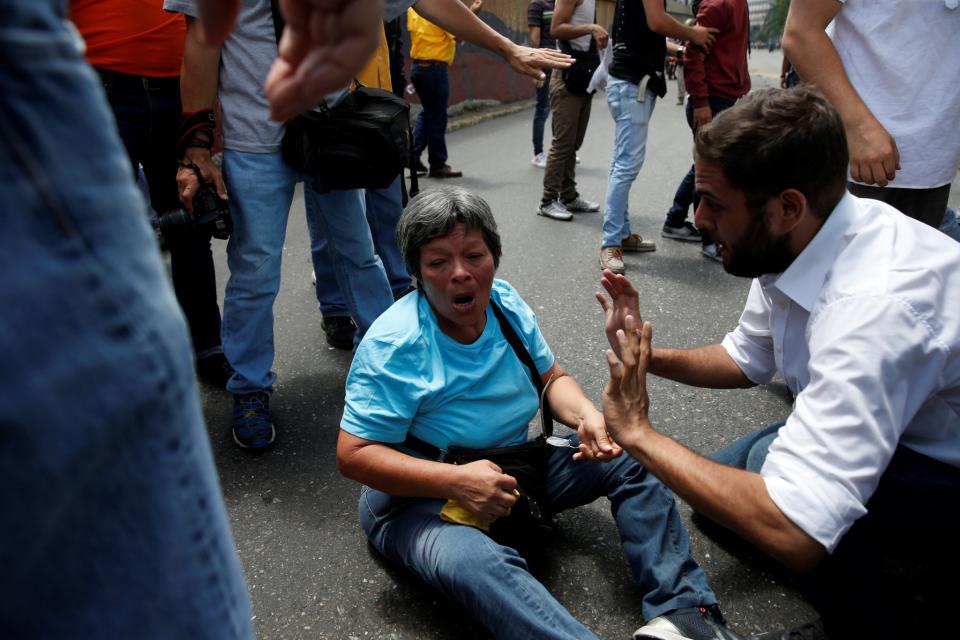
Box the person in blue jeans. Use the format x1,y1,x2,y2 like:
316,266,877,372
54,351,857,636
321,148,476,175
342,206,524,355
167,0,395,449
314,177,413,350
337,187,744,640
0,1,253,637
598,0,716,275
528,0,556,167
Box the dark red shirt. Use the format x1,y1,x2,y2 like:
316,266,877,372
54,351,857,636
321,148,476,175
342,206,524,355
683,0,750,107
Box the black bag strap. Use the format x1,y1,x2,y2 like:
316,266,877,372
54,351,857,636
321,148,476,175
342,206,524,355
269,0,284,44
403,298,554,460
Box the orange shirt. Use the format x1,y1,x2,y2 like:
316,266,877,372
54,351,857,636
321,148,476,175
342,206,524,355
70,0,185,78
356,24,392,91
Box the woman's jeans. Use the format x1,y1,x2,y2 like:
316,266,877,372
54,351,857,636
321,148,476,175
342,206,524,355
220,150,394,393
602,77,657,248
0,2,253,637
711,422,960,637
360,436,717,639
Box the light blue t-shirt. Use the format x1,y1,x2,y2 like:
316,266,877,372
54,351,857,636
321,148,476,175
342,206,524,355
341,279,555,453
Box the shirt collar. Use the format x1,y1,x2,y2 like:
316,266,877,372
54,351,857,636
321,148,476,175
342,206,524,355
768,192,858,312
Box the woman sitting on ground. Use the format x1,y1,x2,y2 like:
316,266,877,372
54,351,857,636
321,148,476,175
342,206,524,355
335,186,738,640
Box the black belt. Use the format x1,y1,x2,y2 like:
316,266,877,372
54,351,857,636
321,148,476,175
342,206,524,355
413,59,448,67
95,67,180,92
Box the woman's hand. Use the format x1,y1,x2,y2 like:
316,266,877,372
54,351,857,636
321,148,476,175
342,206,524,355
449,460,519,522
596,270,643,359
602,315,655,448
573,412,622,463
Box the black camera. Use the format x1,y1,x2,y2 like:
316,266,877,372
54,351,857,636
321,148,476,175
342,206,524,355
158,181,232,246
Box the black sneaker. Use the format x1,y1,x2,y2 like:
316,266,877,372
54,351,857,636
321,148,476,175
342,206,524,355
231,391,276,451
322,315,356,350
196,352,235,389
661,221,701,242
634,605,746,640
751,620,827,640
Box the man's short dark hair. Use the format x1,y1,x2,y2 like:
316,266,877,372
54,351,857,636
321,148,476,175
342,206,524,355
694,85,849,217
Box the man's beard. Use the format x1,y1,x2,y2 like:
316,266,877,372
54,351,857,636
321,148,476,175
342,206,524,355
723,210,794,278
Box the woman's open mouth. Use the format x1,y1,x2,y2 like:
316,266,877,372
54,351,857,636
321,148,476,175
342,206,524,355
452,294,476,313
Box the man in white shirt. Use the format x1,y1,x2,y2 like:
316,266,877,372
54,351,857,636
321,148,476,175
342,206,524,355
599,86,960,638
783,0,960,227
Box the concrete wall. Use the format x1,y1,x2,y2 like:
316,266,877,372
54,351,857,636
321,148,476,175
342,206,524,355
402,0,692,106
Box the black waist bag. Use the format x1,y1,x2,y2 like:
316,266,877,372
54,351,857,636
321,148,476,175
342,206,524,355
446,435,550,527
281,85,411,191
559,38,599,95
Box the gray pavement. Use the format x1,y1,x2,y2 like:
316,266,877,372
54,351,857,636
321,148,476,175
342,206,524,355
196,49,951,639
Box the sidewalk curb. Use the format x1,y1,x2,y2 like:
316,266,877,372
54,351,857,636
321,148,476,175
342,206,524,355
447,99,536,132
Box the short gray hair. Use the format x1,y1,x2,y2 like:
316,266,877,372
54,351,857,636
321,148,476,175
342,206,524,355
396,187,502,282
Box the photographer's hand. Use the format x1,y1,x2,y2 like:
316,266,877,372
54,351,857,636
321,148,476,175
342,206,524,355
176,148,227,214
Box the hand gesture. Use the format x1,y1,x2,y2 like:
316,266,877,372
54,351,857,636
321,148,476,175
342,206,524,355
848,116,900,186
572,413,623,463
595,269,643,359
602,315,654,445
689,25,719,53
450,460,519,523
504,43,574,84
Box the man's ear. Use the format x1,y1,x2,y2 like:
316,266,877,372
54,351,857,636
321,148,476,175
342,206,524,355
768,188,808,235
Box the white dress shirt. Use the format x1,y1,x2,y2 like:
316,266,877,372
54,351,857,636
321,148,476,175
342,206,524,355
721,193,960,552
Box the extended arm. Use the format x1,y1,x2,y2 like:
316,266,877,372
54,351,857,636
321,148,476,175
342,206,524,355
414,0,573,82
642,0,717,50
783,0,899,186
177,15,226,209
541,363,622,462
550,0,608,49
602,318,825,572
596,270,755,389
529,25,541,48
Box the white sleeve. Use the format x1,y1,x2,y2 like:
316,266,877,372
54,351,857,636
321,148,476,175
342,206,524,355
721,279,778,384
761,295,945,552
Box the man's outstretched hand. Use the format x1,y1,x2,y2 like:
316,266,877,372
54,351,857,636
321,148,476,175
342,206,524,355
596,269,643,359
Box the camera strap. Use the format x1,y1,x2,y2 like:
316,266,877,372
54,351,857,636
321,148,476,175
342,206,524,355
402,299,554,461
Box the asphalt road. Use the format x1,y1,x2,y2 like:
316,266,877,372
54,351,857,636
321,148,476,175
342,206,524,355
196,49,955,639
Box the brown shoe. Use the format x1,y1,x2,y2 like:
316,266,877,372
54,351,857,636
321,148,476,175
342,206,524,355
428,164,463,178
599,247,625,274
621,233,657,253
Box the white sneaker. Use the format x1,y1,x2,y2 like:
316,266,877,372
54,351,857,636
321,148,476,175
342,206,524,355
531,152,547,168
599,246,625,274
537,200,573,221
701,243,723,263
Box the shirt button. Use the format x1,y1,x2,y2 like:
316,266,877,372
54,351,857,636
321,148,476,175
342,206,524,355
778,301,788,310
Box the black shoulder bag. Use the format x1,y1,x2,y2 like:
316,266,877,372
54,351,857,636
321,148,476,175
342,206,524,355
403,300,555,543
269,0,412,192
558,35,600,96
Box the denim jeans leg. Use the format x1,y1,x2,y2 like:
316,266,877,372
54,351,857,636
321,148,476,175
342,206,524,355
546,436,717,621
360,489,598,639
708,421,785,472
366,178,412,297
602,78,657,248
0,3,252,636
532,68,552,155
303,183,393,346
221,150,297,395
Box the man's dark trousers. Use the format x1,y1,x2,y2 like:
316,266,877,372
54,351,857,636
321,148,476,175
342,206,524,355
411,61,450,172
100,69,223,357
